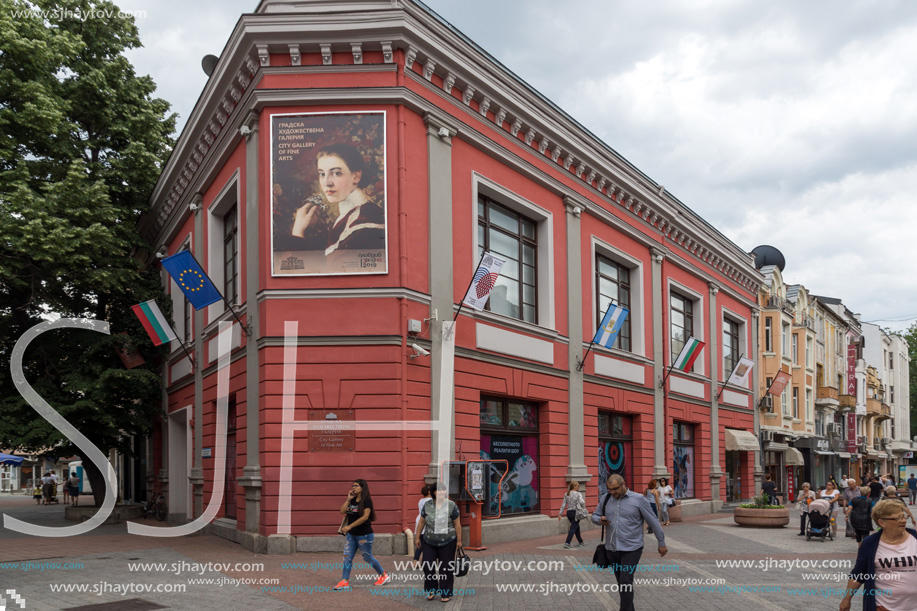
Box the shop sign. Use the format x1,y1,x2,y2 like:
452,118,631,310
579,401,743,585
786,466,795,503
846,413,857,453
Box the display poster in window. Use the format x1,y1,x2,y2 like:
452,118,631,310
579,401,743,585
270,112,387,276
480,435,538,514
673,445,694,499
598,441,633,496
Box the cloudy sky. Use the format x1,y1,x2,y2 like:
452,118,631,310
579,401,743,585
117,0,917,332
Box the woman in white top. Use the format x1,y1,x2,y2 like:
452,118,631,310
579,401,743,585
819,481,840,537
558,481,587,548
658,478,674,526
413,484,432,567
795,482,815,536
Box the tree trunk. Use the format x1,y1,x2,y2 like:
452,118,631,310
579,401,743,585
79,452,112,507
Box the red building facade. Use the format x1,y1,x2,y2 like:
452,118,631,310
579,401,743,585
143,0,764,553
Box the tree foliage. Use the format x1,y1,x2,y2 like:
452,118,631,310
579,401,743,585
0,0,176,505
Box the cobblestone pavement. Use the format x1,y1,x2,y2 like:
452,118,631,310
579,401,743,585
0,494,874,610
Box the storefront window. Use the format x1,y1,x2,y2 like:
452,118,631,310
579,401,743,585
598,413,633,496
480,397,539,516
672,422,695,499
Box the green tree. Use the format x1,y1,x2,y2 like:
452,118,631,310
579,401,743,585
905,323,917,440
0,0,176,506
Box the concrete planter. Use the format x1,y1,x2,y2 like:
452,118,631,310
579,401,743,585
668,499,683,522
733,507,790,528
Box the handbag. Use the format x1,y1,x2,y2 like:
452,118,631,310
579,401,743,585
454,547,471,577
592,493,613,568
575,492,589,521
337,516,347,536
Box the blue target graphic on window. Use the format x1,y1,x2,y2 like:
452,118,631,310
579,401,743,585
604,442,625,474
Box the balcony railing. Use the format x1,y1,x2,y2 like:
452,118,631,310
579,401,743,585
839,394,856,409
817,386,839,401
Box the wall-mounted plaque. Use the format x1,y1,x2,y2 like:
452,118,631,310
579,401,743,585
309,409,355,452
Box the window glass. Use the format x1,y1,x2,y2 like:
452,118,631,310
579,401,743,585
478,195,538,323
480,399,502,427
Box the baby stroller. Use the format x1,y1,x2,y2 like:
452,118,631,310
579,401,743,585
806,499,833,542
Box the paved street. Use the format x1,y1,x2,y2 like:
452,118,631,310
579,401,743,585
1,494,869,610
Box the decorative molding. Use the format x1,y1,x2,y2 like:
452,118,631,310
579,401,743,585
597,177,606,191
551,145,562,162
381,41,393,63
423,58,436,81
651,247,666,264
256,44,269,67
443,71,456,93
510,118,522,137
709,282,720,296
405,44,417,69
525,128,535,146
351,42,363,64
479,96,490,116
288,44,301,66
564,154,573,170
462,85,475,105
494,107,506,128
539,137,550,154
587,170,596,184
576,162,586,177
320,43,332,65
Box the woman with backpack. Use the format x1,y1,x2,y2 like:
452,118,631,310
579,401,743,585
844,486,875,546
558,481,587,548
415,483,463,602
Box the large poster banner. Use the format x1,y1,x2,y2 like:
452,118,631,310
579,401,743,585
271,112,387,276
673,445,694,499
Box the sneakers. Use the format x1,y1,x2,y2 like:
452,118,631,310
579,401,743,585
374,573,391,586
563,543,572,549
577,542,587,547
333,580,350,591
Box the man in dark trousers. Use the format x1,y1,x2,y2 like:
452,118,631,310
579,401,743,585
761,473,779,505
867,475,884,501
907,473,917,505
592,474,667,611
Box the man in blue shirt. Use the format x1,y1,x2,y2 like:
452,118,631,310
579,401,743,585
592,474,668,611
907,473,917,505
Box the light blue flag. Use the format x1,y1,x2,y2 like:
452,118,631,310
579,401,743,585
161,250,222,310
593,303,629,348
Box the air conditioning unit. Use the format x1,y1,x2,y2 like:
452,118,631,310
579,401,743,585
762,395,773,410
760,430,774,443
856,435,867,444
827,424,842,437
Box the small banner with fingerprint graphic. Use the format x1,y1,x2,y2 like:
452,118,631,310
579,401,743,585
462,252,506,311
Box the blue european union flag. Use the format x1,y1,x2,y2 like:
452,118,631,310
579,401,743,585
161,250,222,310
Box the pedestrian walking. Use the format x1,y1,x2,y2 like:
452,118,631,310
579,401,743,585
796,482,815,536
68,472,80,507
761,473,779,505
32,484,41,505
844,486,874,547
841,479,859,538
413,484,432,568
867,475,884,502
907,473,917,505
414,483,463,602
558,481,587,548
592,474,667,611
839,499,917,611
658,477,673,526
333,479,389,591
40,473,53,505
820,481,841,537
643,479,660,533
883,486,916,526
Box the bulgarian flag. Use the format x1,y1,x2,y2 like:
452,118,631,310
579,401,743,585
673,337,704,371
132,300,178,346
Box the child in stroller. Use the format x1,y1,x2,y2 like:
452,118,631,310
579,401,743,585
806,498,833,541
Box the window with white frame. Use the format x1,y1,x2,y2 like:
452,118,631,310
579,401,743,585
169,241,193,347
477,195,537,323
765,317,773,352
670,291,695,368
473,176,554,329
806,388,812,421
792,334,798,365
782,322,790,357
723,317,739,376
792,386,799,418
782,386,789,415
596,254,631,351
806,337,812,368
208,177,240,315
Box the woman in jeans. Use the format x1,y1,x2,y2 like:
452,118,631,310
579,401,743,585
658,478,673,526
415,483,463,602
644,479,661,533
334,479,389,591
558,481,586,548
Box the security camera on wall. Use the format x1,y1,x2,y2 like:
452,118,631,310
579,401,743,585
411,343,430,358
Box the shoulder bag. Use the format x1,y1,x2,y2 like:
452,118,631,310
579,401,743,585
575,492,589,521
592,493,613,568
454,547,471,577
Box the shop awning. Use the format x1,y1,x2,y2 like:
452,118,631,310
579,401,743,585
836,452,852,459
786,447,805,466
815,450,835,456
725,429,760,452
866,450,879,458
765,442,789,451
878,452,888,459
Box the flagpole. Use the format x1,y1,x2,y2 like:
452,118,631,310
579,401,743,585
175,251,252,337
453,251,486,323
716,352,743,402
177,340,196,371
577,298,619,372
